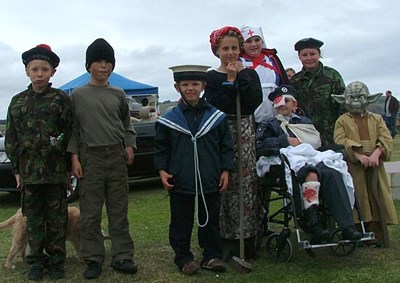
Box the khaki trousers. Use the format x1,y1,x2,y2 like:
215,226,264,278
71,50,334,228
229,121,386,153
78,144,134,264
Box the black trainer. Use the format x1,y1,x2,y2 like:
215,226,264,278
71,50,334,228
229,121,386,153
110,259,138,274
28,265,44,281
48,263,65,280
83,260,102,279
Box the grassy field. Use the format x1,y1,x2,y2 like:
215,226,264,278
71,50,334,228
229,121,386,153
1,178,400,282
392,133,400,161
0,125,399,282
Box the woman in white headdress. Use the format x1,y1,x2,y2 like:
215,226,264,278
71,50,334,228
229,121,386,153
239,24,289,124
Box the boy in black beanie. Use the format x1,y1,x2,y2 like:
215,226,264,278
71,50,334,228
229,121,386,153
67,38,137,279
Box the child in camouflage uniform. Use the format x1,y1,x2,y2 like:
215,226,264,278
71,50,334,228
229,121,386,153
5,44,72,281
290,37,345,146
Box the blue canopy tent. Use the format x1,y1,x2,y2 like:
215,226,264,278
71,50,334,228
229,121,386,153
59,72,158,96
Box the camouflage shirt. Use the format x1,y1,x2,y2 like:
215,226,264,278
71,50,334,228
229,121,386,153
290,62,345,145
5,83,72,185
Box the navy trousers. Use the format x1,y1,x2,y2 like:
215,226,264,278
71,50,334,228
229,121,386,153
169,191,222,269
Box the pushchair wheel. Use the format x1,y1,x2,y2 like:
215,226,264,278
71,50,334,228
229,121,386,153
265,232,293,262
329,228,356,256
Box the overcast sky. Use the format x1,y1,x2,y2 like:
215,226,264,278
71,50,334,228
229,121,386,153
1,0,399,119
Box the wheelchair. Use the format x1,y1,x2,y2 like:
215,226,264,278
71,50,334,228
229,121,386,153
255,147,375,263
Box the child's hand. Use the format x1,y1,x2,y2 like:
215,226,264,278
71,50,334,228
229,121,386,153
71,154,84,179
219,170,229,192
14,173,21,189
354,151,369,168
368,147,382,167
288,137,301,147
233,61,244,72
125,147,135,165
159,170,174,190
226,62,238,82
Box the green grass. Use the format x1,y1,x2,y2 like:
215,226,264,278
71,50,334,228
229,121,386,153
0,124,399,282
392,133,400,161
1,178,400,282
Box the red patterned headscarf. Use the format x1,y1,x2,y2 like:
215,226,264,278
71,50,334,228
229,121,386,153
209,26,244,57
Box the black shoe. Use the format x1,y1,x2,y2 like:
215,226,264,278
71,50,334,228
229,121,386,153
304,205,330,244
28,265,44,281
110,259,138,274
83,260,102,279
48,263,65,280
310,226,330,244
342,226,363,241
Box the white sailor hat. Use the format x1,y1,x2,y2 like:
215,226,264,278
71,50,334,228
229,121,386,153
169,64,210,82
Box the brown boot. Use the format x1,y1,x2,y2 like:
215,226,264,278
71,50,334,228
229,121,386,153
181,261,200,276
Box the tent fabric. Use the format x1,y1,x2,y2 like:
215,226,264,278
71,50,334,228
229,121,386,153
59,72,158,95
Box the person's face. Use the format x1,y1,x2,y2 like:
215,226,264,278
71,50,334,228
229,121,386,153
25,59,56,93
216,36,240,66
275,98,297,116
286,70,295,80
175,80,205,107
298,48,320,71
242,36,263,58
88,60,113,84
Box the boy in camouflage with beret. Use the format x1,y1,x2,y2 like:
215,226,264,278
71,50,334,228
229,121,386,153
290,37,345,146
5,44,72,281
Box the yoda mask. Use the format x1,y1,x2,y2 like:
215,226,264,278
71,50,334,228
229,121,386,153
331,81,382,115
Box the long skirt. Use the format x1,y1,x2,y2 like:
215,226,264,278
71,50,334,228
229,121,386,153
219,116,260,240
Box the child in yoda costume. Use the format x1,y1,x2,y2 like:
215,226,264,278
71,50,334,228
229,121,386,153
332,81,398,247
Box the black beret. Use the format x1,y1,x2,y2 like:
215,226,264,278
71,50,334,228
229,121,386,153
22,44,60,68
169,65,210,82
85,38,115,71
294,37,324,52
268,85,297,102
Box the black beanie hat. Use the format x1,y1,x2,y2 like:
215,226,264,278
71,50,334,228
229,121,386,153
85,38,115,71
22,44,60,68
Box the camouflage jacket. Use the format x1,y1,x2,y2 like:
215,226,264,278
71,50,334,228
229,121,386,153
290,62,345,145
5,84,72,185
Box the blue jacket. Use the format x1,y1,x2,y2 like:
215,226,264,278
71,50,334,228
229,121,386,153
154,98,234,194
256,114,313,154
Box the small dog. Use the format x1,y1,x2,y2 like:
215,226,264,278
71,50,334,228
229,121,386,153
0,206,81,270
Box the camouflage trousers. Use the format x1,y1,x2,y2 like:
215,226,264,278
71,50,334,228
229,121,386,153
22,183,67,266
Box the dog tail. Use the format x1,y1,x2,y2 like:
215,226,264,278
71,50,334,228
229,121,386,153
0,213,17,229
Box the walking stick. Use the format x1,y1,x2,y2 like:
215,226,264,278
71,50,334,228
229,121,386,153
367,167,389,247
230,91,252,272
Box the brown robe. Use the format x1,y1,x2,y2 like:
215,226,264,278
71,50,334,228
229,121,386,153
334,112,397,225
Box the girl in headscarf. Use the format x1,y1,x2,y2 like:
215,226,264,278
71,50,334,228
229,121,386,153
204,26,262,260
